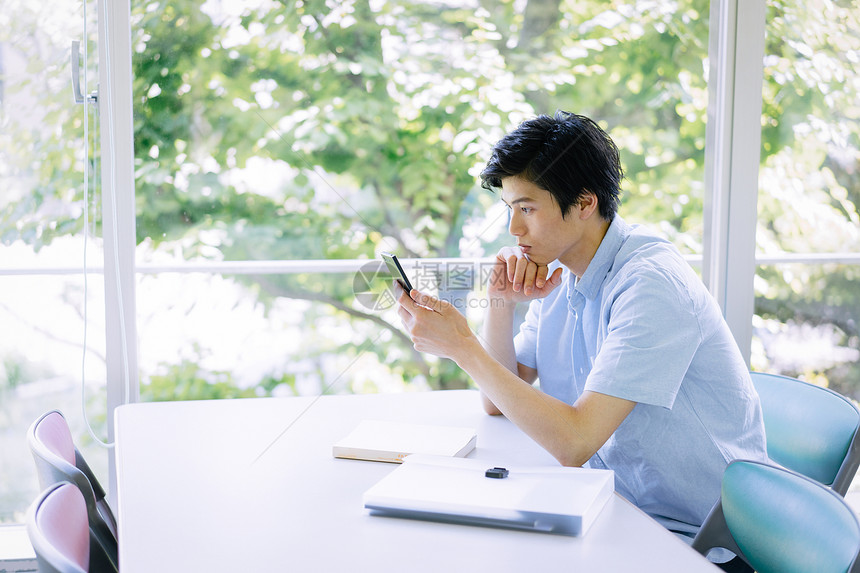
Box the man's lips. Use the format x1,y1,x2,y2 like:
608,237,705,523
518,245,532,254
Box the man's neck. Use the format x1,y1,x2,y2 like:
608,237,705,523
561,217,611,278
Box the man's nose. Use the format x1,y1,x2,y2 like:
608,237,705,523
508,211,524,236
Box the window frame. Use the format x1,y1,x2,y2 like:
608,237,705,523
702,0,767,364
98,0,137,502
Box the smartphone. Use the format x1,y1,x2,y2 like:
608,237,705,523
381,252,414,293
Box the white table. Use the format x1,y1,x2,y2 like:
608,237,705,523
114,390,718,572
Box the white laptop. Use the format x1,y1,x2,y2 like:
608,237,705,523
363,454,614,536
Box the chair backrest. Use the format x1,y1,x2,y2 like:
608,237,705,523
27,411,119,572
27,481,89,573
751,371,860,495
693,460,860,573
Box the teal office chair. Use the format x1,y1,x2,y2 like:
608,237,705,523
27,411,118,573
751,371,860,495
692,460,860,573
27,481,90,573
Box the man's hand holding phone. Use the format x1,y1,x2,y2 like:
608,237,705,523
381,252,413,292
488,246,563,304
381,251,442,312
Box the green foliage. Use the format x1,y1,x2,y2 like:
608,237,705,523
0,0,94,249
0,352,45,392
142,359,299,401
751,1,860,397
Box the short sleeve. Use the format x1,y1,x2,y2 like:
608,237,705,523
584,265,703,409
513,298,542,369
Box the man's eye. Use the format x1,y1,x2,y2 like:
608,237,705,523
521,207,533,214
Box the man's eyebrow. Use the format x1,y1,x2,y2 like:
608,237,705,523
501,196,535,207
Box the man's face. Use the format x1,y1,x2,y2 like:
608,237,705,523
500,177,586,268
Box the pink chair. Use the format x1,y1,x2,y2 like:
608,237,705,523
26,481,90,573
27,411,118,572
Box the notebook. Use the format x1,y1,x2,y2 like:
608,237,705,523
332,420,477,463
363,454,614,536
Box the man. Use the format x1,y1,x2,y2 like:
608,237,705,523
394,111,766,542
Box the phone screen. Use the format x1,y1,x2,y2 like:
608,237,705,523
381,252,414,293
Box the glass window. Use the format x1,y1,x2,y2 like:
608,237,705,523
0,0,109,524
755,1,860,397
132,0,711,401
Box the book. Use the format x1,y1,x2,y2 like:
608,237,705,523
363,454,615,536
332,420,477,463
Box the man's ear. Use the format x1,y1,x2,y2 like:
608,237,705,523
578,191,599,219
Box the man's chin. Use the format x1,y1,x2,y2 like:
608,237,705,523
524,253,549,266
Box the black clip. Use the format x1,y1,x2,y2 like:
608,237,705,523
485,467,509,479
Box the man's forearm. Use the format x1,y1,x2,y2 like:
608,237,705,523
478,300,519,414
480,300,519,373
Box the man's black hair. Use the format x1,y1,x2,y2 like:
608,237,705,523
480,111,623,220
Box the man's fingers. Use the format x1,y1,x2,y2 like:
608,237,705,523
495,246,556,298
393,280,413,307
506,254,521,283
537,267,564,294
535,264,549,289
523,261,538,295
488,259,508,291
513,256,531,292
411,289,430,307
410,289,444,314
396,304,411,323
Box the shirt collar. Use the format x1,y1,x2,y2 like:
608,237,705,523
569,215,630,301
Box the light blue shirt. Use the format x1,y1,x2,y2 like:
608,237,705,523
514,216,767,533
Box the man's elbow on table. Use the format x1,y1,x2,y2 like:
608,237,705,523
555,450,590,468
481,393,504,416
